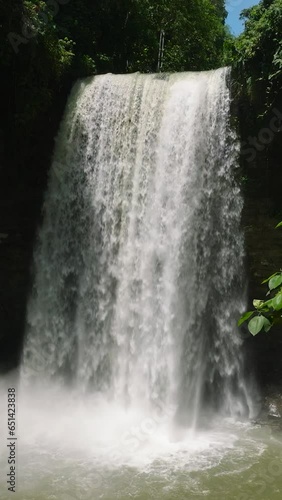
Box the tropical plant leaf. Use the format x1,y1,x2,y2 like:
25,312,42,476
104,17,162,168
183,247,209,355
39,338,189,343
262,272,279,284
263,316,272,332
263,298,274,309
248,315,265,336
269,274,282,291
253,299,265,309
273,293,282,311
238,310,254,327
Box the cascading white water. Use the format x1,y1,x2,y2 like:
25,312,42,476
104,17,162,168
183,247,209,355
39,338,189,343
22,68,254,427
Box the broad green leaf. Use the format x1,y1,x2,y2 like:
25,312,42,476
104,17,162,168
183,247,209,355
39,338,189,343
275,221,282,229
262,272,279,284
269,274,282,291
263,298,274,309
248,315,265,336
273,293,282,311
253,299,264,309
263,316,272,332
252,298,274,312
238,310,254,327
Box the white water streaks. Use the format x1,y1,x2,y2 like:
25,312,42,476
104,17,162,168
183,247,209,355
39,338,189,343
22,68,256,431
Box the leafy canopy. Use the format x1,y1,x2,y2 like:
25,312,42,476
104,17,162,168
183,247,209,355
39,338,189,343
235,0,282,111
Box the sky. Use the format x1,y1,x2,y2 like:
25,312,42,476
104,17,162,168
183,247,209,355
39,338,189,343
226,0,259,35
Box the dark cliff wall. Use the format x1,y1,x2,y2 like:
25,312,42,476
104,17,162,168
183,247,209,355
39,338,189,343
236,84,282,390
0,0,75,371
0,86,70,372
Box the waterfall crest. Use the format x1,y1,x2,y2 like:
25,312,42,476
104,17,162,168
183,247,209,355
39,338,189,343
22,68,254,425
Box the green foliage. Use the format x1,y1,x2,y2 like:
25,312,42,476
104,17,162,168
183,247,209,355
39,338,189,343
0,0,230,189
239,222,282,335
54,0,227,73
238,310,255,326
18,2,76,125
235,0,282,113
248,315,270,335
222,28,236,66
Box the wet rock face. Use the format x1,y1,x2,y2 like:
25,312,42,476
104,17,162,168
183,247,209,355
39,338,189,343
0,86,69,373
0,190,41,372
237,83,282,394
253,389,282,431
242,198,282,391
243,200,282,298
268,402,281,419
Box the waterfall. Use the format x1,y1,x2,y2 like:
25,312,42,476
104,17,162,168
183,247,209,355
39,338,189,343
22,68,254,426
